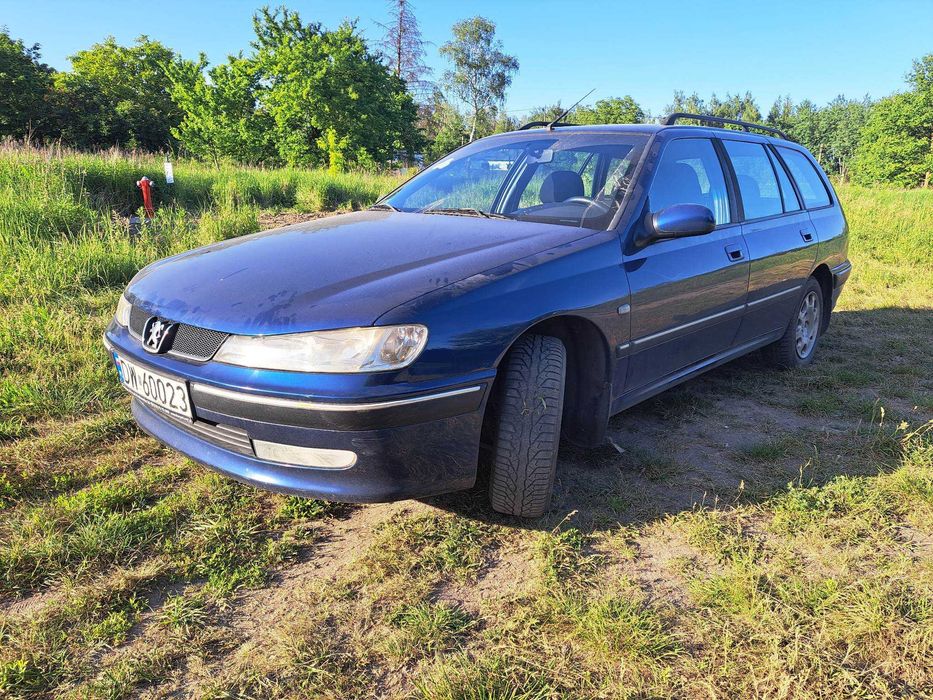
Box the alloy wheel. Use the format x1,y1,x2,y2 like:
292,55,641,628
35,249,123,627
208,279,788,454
795,290,821,359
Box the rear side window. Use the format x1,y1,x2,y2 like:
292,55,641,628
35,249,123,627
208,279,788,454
648,138,730,225
768,148,801,212
723,140,783,220
777,147,831,208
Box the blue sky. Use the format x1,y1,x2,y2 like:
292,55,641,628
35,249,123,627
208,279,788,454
3,0,931,116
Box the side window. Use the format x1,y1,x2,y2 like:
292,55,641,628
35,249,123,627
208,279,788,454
777,147,832,208
768,148,801,212
723,140,783,220
647,138,730,225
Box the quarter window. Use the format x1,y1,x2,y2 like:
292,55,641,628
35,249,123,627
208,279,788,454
777,147,831,208
648,138,730,225
723,141,783,220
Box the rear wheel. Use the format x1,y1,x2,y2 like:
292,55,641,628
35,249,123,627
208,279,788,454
768,277,824,368
487,334,566,518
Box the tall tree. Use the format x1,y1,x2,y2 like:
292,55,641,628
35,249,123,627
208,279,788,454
574,96,645,125
490,108,518,134
164,53,275,165
524,103,565,124
851,53,933,187
665,90,759,127
53,36,182,150
440,17,518,142
852,92,929,187
790,99,822,157
250,7,421,169
907,54,933,186
421,89,467,161
377,0,431,99
817,95,871,180
664,91,707,123
0,30,54,140
708,92,761,123
766,95,795,134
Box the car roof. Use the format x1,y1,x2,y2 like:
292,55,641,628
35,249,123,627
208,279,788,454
500,122,799,146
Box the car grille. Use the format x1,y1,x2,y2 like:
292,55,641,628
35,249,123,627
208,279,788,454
171,324,228,360
128,304,149,335
128,305,228,361
160,410,254,456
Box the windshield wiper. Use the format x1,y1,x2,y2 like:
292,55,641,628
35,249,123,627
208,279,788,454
369,202,401,212
422,207,513,220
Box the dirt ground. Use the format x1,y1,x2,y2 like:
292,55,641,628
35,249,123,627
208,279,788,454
119,308,931,696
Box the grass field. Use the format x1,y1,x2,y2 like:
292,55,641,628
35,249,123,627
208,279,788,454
0,147,931,699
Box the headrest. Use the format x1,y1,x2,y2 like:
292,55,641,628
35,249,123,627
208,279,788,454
540,170,584,203
737,174,764,212
652,161,703,208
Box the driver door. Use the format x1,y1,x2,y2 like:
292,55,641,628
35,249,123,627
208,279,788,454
621,137,750,397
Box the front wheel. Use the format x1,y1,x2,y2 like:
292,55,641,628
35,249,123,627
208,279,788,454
768,277,824,368
487,334,566,518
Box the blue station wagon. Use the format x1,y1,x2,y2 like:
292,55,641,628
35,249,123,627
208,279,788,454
105,114,851,517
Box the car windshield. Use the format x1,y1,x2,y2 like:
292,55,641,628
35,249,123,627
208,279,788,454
381,132,649,229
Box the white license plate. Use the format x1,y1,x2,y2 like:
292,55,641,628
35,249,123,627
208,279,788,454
113,352,193,420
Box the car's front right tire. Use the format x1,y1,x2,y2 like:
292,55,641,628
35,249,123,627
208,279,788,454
487,334,566,518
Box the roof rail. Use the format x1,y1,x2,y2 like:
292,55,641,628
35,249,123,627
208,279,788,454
517,120,578,131
663,113,791,141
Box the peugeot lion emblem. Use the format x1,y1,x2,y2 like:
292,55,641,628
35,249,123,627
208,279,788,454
143,316,177,354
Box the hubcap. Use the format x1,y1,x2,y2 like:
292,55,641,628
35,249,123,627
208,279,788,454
795,290,821,359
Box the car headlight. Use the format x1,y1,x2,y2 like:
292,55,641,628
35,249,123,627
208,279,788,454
114,295,132,327
213,325,428,373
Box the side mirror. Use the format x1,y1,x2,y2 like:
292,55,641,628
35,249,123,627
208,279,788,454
637,204,716,247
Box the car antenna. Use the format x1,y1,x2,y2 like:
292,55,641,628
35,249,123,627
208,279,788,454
547,88,595,130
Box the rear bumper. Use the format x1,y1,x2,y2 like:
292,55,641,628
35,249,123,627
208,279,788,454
106,326,492,503
830,260,852,308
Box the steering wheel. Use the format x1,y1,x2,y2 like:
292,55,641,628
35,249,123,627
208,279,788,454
563,196,611,214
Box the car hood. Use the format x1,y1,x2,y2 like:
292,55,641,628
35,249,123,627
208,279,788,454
127,211,596,335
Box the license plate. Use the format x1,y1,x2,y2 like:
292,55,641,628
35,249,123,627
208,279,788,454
112,352,193,420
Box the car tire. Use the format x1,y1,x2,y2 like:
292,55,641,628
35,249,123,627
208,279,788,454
487,334,566,518
768,277,824,369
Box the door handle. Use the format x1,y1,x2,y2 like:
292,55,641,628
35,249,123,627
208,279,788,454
725,245,744,262
800,229,814,243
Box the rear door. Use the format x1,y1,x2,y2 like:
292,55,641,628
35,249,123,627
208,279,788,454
776,146,845,270
621,137,749,398
722,139,817,343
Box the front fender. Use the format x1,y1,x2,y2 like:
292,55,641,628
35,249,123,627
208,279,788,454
377,231,630,381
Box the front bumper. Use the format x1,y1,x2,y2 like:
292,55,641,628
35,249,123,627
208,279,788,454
105,324,493,502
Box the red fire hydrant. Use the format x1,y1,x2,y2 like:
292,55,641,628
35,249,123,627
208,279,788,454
136,176,156,219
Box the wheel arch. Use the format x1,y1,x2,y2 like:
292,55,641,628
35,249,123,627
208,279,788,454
810,263,833,332
490,314,612,449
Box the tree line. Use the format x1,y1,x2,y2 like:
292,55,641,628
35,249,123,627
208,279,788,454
1,3,931,186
